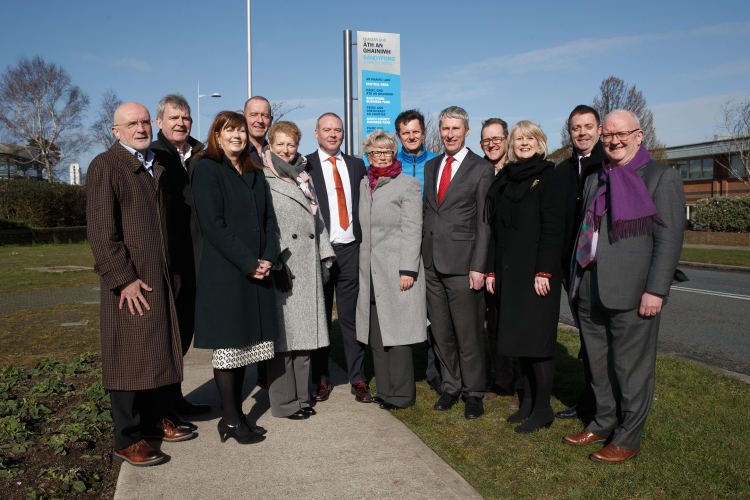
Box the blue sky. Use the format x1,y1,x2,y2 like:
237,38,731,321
2,0,749,172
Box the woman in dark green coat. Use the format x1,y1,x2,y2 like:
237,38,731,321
192,111,279,444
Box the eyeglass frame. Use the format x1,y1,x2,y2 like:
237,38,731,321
601,128,640,144
366,150,395,158
480,136,507,147
113,120,153,130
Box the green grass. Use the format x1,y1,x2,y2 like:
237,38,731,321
680,247,750,267
0,242,97,295
328,324,750,500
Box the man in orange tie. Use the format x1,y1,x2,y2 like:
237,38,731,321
305,113,370,403
422,106,494,419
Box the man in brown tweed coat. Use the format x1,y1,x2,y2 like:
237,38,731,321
86,102,194,467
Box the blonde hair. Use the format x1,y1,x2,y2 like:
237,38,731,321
268,121,301,145
506,120,548,163
362,129,398,156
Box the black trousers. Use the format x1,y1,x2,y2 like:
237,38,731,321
110,386,169,450
370,301,416,408
311,242,365,385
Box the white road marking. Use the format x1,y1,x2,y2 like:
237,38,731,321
672,286,750,301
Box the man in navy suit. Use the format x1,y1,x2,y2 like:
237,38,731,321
305,113,370,403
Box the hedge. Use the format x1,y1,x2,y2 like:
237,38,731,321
693,195,750,233
0,180,86,228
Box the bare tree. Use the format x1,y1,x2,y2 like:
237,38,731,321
711,97,750,187
423,112,444,155
271,100,304,122
0,56,91,182
90,89,122,153
592,76,667,163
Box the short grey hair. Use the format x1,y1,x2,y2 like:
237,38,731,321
244,96,272,115
604,109,640,129
156,94,191,120
439,106,469,129
362,129,398,156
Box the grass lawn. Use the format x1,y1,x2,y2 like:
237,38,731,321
0,242,98,296
328,324,750,500
681,247,750,267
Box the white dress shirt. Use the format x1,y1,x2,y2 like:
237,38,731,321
120,142,155,177
317,148,355,244
436,146,470,193
576,150,592,178
178,143,193,169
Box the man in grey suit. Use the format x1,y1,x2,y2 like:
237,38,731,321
562,110,685,463
422,106,494,419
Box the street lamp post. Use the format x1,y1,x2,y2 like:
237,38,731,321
197,80,221,142
247,0,252,99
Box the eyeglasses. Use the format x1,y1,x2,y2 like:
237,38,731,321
480,137,506,146
113,120,152,130
601,129,639,144
246,112,271,120
367,151,393,158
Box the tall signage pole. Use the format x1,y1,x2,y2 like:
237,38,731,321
247,0,252,98
343,30,354,155
356,31,401,161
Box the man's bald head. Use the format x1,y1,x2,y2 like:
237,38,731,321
112,102,153,152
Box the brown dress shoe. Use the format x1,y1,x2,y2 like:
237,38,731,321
590,444,640,464
508,390,521,410
313,382,331,401
144,418,195,442
114,440,164,467
562,429,606,446
351,381,372,403
483,382,510,402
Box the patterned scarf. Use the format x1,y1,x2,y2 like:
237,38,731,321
367,160,402,198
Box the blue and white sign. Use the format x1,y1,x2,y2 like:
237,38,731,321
357,31,401,161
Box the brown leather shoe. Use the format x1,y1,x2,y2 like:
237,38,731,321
144,418,195,442
508,390,521,410
114,440,164,466
483,382,510,402
313,382,331,401
351,381,372,403
562,429,606,446
590,444,640,464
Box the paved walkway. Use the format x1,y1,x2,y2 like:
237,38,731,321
0,284,100,315
113,347,483,500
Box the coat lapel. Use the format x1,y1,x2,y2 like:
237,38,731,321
426,154,443,209
112,142,157,191
306,154,330,228
265,171,313,214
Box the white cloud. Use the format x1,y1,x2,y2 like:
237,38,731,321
679,57,750,81
76,53,151,72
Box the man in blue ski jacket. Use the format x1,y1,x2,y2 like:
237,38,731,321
395,110,438,193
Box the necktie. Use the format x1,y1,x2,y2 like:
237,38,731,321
437,156,455,205
328,157,350,230
575,217,596,268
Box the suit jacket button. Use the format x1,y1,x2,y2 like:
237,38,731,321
309,234,314,239
503,265,508,271
292,234,297,239
430,231,433,235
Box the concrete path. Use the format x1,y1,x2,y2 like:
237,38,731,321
113,347,483,500
0,284,99,315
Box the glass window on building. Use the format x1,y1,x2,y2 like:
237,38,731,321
731,155,746,178
677,161,688,179
689,159,701,179
702,158,713,178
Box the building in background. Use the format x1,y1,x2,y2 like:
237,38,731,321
0,142,44,180
667,136,749,220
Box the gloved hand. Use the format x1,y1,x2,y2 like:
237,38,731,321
273,249,294,293
321,261,330,286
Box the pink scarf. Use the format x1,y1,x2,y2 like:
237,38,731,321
367,160,402,198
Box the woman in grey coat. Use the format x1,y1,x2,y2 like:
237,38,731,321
356,129,427,410
262,121,336,419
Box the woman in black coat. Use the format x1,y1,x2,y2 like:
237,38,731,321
485,120,567,433
192,111,279,444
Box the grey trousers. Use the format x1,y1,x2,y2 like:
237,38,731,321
370,301,416,408
578,268,660,450
267,350,311,418
425,265,486,398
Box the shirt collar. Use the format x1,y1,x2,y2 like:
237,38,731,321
447,146,469,163
120,142,155,169
318,148,343,163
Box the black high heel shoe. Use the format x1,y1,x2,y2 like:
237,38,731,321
217,419,260,444
241,414,267,435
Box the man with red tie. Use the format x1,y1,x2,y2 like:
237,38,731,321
422,106,494,419
305,113,370,403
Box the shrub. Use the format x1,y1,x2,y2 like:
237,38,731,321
693,195,750,233
0,180,86,228
0,218,29,230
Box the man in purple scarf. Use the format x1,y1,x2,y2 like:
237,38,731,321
562,110,685,464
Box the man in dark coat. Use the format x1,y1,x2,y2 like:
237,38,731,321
422,106,494,419
150,94,211,425
305,112,370,403
87,102,193,467
554,105,607,420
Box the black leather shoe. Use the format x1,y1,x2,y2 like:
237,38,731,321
287,409,310,420
433,393,459,411
372,396,385,404
240,415,267,435
174,399,212,415
428,376,443,396
300,407,317,416
464,396,484,419
217,419,262,444
167,410,197,432
556,405,579,419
